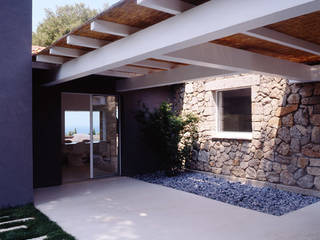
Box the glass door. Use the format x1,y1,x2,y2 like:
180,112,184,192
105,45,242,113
90,95,119,178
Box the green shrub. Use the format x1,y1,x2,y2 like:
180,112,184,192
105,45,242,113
136,102,198,176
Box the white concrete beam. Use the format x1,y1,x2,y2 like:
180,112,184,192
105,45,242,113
157,43,313,81
113,65,157,75
36,55,64,65
116,65,234,92
97,70,139,78
244,27,320,55
67,35,109,49
32,62,56,70
90,20,140,37
50,47,86,58
52,0,320,85
137,0,194,15
131,59,173,70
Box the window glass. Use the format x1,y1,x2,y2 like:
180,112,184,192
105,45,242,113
218,88,252,132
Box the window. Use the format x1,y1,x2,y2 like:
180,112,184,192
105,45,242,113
64,111,100,143
217,88,252,132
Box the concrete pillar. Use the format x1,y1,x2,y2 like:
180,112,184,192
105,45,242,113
0,0,33,207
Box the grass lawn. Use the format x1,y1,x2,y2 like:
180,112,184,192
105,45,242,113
0,204,75,240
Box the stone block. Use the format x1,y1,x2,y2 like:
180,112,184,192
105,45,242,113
260,159,273,172
301,96,320,105
299,86,313,98
307,167,320,176
302,144,320,158
252,103,263,115
240,161,249,170
280,170,295,186
198,150,209,162
212,167,222,174
297,175,314,189
268,117,281,128
231,166,245,178
221,165,232,175
274,155,291,164
254,150,264,159
246,167,257,179
270,88,281,99
297,157,309,168
275,104,298,117
294,109,309,126
314,176,320,190
185,83,193,93
310,114,320,126
290,138,300,153
293,169,306,180
310,158,320,167
281,114,293,127
252,115,263,122
256,170,266,181
311,127,320,144
276,142,290,156
267,172,280,183
287,93,300,104
272,161,281,173
277,127,290,143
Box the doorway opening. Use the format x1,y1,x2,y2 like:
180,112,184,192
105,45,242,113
61,93,120,183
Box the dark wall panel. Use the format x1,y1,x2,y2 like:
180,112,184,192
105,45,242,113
33,71,62,188
0,0,33,207
121,86,174,176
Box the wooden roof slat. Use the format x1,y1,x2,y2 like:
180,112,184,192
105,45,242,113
213,33,320,65
244,27,320,56
266,11,320,45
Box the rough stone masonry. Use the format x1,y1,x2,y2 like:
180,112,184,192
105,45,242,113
173,74,320,193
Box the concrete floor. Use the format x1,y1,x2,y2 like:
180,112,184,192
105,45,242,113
34,177,320,240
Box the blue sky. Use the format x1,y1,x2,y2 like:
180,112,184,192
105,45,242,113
65,111,100,134
32,0,121,32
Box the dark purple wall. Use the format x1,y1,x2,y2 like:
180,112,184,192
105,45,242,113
121,86,174,175
0,0,33,207
33,69,176,184
33,71,118,188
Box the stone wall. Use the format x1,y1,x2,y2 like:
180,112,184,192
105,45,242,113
173,74,320,193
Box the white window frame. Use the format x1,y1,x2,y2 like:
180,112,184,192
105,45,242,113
213,87,253,140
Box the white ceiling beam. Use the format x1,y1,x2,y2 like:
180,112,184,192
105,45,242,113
137,0,194,15
50,47,86,58
32,62,56,70
36,55,65,65
116,65,234,92
157,42,313,81
244,27,320,56
97,70,140,78
113,66,156,75
52,0,320,85
66,35,109,49
90,20,140,37
131,59,173,70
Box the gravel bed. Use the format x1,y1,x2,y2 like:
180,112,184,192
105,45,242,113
134,171,320,216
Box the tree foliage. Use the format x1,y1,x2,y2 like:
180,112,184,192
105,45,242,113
136,102,198,176
32,3,98,47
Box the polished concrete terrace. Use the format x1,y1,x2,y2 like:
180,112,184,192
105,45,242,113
35,177,320,240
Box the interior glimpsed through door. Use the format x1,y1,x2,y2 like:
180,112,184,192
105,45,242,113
61,93,119,183
91,95,119,178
